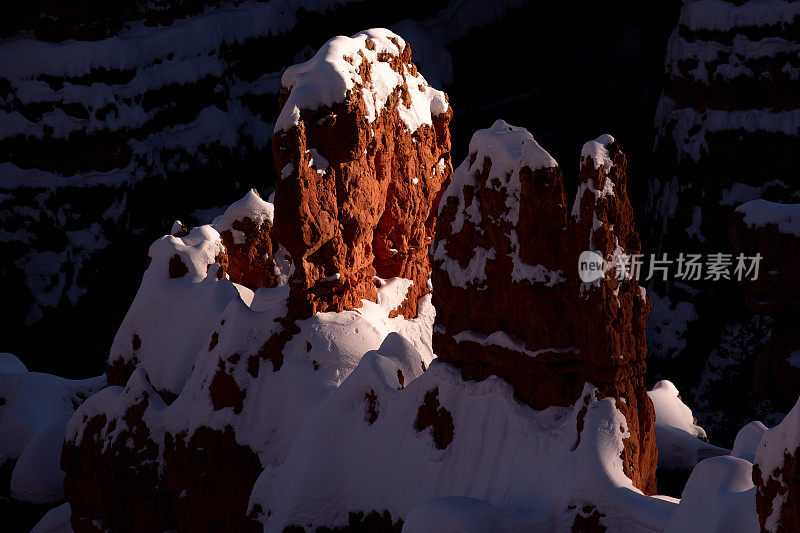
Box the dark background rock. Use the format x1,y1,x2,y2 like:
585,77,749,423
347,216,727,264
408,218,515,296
645,0,800,446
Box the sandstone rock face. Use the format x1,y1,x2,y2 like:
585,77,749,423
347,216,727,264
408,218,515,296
432,121,657,495
646,0,800,444
215,190,279,292
271,28,451,320
754,395,800,533
63,29,448,533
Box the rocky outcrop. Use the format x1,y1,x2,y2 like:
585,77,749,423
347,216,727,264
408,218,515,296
63,29,448,532
754,395,800,533
214,190,279,292
432,121,657,495
271,28,451,320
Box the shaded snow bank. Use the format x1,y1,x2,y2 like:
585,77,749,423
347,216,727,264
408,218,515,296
649,380,728,471
0,352,104,504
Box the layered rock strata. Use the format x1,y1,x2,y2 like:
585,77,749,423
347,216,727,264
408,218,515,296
646,0,800,443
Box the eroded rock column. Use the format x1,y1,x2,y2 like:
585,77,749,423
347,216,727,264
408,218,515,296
432,121,657,494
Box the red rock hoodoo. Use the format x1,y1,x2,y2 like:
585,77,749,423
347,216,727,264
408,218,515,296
432,121,657,494
271,29,451,320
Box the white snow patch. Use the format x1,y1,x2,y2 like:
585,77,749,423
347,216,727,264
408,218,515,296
736,199,800,236
679,0,800,32
646,291,698,359
433,243,495,289
275,28,448,134
581,134,615,170
648,380,727,470
451,328,579,359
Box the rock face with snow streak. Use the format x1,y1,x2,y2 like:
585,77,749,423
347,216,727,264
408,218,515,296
754,395,800,533
271,28,451,320
432,121,657,495
63,29,447,532
645,0,800,443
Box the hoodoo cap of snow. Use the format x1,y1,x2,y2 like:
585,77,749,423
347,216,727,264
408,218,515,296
274,28,448,134
439,119,557,219
468,119,558,173
581,134,616,170
212,188,274,230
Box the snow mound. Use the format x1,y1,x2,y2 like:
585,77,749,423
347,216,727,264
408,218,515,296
10,419,69,504
212,188,274,239
109,189,282,395
0,352,27,374
439,119,557,225
74,258,435,474
66,368,166,451
664,455,758,533
249,360,676,531
0,364,104,468
571,133,618,222
732,421,768,464
30,502,73,533
403,497,526,533
754,394,800,530
0,359,103,504
648,380,727,470
275,28,448,133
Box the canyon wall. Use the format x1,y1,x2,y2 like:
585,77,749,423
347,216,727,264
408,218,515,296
646,0,800,444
